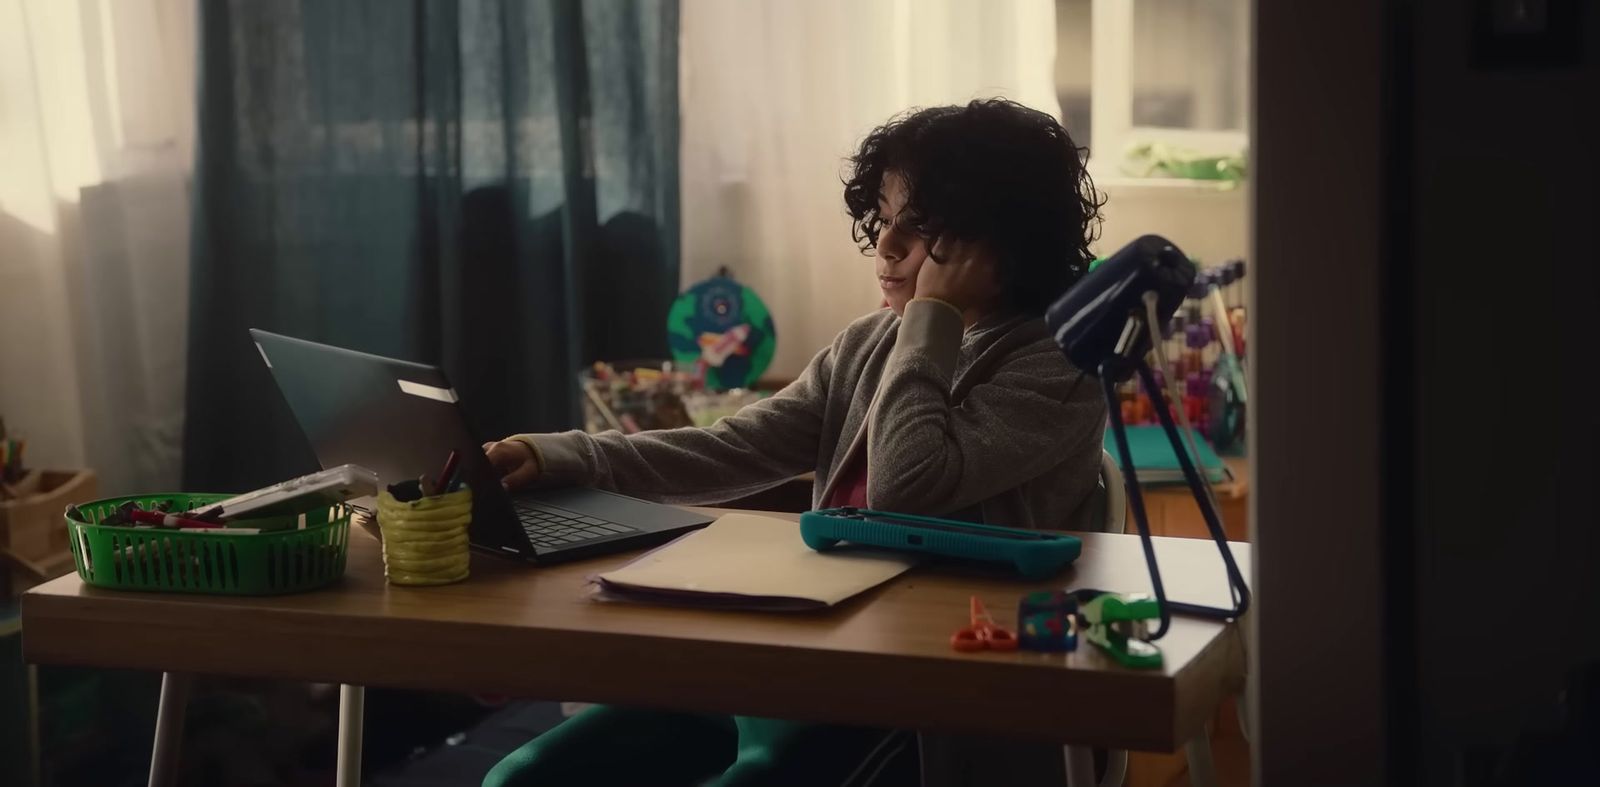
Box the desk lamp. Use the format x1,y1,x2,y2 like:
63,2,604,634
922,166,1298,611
1046,235,1251,640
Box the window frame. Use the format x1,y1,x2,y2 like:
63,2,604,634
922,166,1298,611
1087,0,1250,177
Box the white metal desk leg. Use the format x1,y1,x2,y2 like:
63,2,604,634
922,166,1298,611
1184,727,1218,787
337,685,365,787
1102,749,1128,786
148,672,192,787
1063,745,1096,787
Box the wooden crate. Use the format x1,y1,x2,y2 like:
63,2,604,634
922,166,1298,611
2,550,78,604
0,469,96,576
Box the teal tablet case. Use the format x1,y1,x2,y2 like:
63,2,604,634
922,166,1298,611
1103,425,1233,484
799,508,1082,581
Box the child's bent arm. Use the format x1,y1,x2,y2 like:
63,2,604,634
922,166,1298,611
505,345,833,506
865,300,1105,517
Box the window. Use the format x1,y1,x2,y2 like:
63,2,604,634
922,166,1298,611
1057,0,1251,177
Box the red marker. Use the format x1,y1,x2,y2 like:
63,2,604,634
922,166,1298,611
126,510,225,529
435,450,461,493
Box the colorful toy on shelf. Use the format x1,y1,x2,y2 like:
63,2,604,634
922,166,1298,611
581,361,700,434
667,268,778,391
579,361,770,435
1111,258,1248,451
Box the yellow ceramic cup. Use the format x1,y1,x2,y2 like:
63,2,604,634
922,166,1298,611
376,487,472,586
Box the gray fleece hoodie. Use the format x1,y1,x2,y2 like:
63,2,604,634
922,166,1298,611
512,298,1106,530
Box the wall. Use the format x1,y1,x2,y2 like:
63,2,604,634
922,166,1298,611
1255,0,1600,784
683,1,1252,382
680,0,1061,381
1096,178,1248,268
1252,0,1389,782
1410,0,1600,781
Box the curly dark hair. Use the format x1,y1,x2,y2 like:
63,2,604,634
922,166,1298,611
843,99,1104,315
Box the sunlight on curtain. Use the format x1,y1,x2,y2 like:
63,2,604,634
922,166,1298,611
0,0,195,492
0,0,102,230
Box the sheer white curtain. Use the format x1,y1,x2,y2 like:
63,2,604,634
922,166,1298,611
0,0,195,494
680,0,1059,379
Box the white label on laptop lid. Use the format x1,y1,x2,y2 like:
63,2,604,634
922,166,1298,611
397,379,459,403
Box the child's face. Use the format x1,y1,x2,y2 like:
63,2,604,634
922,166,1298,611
874,171,930,316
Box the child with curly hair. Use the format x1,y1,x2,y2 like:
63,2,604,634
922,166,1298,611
483,98,1106,787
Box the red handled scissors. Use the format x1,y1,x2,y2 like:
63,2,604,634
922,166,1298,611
950,595,1018,652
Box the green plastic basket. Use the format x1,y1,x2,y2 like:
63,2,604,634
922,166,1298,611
64,493,351,595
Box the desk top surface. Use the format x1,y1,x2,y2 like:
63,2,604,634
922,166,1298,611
23,511,1249,751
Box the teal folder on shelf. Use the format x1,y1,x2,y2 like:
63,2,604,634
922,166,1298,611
1103,425,1234,484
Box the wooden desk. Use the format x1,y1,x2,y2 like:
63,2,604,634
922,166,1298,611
23,512,1248,784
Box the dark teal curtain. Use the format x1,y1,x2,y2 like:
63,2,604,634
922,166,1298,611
183,0,679,490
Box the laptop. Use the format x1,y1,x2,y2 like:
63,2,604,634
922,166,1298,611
249,329,714,563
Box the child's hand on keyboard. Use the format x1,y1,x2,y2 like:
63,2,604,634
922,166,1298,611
484,440,540,490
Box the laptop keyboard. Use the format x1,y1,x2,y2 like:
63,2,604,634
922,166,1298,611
513,501,638,550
